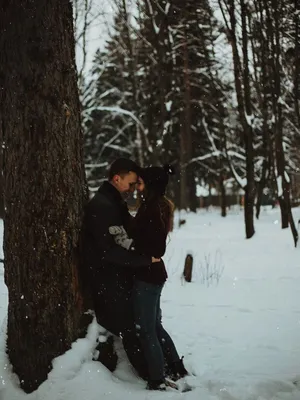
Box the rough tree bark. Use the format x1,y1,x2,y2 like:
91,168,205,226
0,0,87,393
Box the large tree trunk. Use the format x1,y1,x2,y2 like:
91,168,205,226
0,0,87,393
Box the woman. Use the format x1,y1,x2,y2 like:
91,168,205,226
110,164,188,390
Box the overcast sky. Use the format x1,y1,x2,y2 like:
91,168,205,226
75,0,115,75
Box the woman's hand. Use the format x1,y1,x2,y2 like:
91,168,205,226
151,257,161,263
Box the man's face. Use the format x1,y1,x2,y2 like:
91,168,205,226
113,171,138,195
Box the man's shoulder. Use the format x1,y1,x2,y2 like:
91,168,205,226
86,191,115,214
85,191,115,216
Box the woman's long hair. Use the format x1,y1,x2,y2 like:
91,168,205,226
142,187,175,233
161,195,175,233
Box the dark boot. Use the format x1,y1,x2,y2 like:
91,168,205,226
146,379,166,391
122,330,149,380
166,357,188,381
94,335,118,372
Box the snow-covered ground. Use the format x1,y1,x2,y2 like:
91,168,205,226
0,207,300,400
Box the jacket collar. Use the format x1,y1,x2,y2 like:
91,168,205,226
98,181,124,205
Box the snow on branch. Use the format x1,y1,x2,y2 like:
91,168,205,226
165,2,170,15
85,162,108,168
97,122,132,160
231,163,247,189
276,175,283,197
225,144,247,189
227,150,246,160
187,151,222,166
245,113,254,128
284,171,290,183
97,88,119,101
108,144,132,154
146,0,160,34
82,106,147,135
202,116,218,153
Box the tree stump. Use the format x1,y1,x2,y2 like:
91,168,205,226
183,254,193,282
179,219,186,227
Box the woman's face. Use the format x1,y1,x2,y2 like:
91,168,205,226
136,177,145,192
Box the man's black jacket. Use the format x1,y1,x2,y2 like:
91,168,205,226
82,181,151,335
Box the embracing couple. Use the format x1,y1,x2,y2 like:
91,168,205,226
83,158,188,391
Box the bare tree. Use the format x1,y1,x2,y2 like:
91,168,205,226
219,0,256,238
180,26,193,210
116,0,148,165
73,0,105,87
293,0,300,127
265,0,298,245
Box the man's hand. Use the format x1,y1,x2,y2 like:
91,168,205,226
109,226,124,235
151,257,161,263
109,225,133,250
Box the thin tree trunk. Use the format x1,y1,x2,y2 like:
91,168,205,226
0,128,4,219
267,0,288,229
219,174,227,217
219,0,255,236
121,0,146,165
256,159,268,219
188,170,198,212
0,0,87,392
274,2,289,228
180,27,192,210
294,0,300,126
255,0,270,220
144,0,171,161
179,125,188,210
223,0,255,237
287,194,299,247
240,0,255,238
266,0,297,246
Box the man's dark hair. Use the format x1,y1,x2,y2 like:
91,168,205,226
108,158,141,180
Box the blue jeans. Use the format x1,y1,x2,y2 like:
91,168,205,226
133,280,180,382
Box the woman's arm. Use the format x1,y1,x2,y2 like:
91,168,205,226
132,203,168,258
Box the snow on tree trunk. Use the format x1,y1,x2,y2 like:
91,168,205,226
0,0,87,393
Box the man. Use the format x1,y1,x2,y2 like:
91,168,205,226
82,158,159,378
